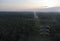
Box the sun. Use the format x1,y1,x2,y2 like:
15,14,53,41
45,3,55,8
41,0,58,8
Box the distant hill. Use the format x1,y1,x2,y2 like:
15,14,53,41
23,7,60,12
0,7,60,12
17,7,60,12
36,7,60,12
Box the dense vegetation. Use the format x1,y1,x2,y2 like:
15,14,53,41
0,12,60,41
37,12,60,41
0,12,39,41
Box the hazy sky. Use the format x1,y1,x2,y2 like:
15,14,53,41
0,0,60,11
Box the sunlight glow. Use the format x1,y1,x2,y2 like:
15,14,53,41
0,0,59,10
39,0,58,8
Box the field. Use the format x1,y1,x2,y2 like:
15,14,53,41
0,12,60,41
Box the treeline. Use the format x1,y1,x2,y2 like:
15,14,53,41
37,12,60,41
0,12,60,41
0,12,36,41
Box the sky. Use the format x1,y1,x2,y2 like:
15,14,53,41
0,0,60,11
